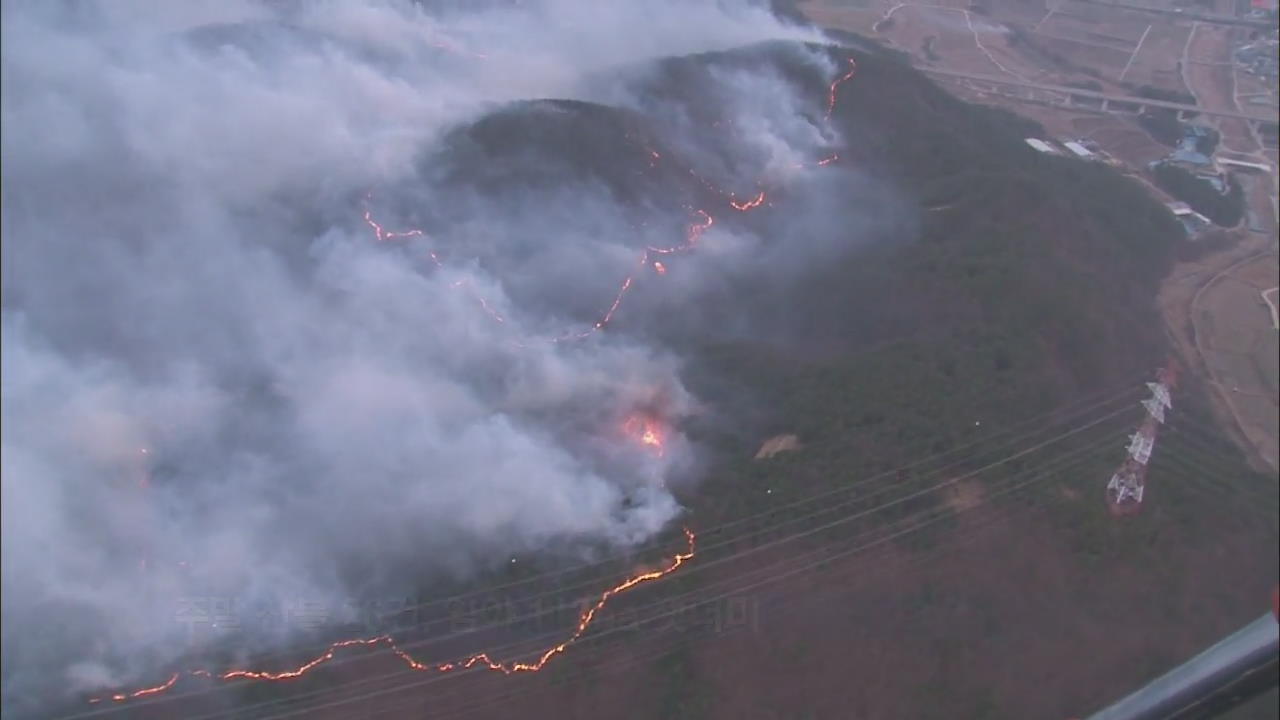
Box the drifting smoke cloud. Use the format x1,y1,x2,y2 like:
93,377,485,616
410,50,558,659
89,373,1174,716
0,0,884,712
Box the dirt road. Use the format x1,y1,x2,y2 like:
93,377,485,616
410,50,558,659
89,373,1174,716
1193,253,1279,470
1182,23,1260,156
1161,240,1279,473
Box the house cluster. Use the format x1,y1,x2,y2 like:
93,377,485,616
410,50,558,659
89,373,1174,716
1234,39,1278,82
1165,201,1211,235
1023,137,1119,165
1148,123,1271,195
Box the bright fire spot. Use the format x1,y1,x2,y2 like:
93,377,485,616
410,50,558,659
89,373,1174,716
653,261,666,275
623,414,666,456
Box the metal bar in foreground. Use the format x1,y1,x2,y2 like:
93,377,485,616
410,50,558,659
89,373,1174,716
1085,611,1278,720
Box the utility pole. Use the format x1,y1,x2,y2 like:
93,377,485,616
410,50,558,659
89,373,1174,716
1106,363,1180,515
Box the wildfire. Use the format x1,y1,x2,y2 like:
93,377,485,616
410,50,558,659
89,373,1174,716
88,53,863,709
89,529,695,704
729,191,766,211
90,673,180,704
362,193,425,243
364,52,856,340
596,276,633,330
826,58,857,120
642,427,662,450
552,208,716,341
475,294,506,324
623,414,666,456
683,210,714,247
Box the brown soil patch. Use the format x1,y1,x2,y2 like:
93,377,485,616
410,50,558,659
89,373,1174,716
754,434,803,460
945,479,985,511
1194,254,1280,470
1159,235,1279,473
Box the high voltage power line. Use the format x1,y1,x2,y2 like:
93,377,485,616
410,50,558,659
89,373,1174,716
61,374,1152,716
249,439,1125,719
384,441,1277,720
284,435,1278,720
68,387,1147,719
62,373,1274,719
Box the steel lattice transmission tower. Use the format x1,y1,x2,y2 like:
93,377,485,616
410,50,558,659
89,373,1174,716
1106,363,1179,515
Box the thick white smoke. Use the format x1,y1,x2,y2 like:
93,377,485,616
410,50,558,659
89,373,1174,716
0,0,834,710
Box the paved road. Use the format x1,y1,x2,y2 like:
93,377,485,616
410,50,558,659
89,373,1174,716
1074,0,1273,30
916,66,1275,123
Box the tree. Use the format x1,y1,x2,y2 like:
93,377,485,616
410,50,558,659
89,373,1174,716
1151,163,1245,227
1137,111,1183,147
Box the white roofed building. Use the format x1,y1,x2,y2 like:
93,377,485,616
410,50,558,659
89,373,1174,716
1025,138,1058,154
1062,141,1096,160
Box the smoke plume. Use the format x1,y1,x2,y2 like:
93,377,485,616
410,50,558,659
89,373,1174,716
0,0,893,712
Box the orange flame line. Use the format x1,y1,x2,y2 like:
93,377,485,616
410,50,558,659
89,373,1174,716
88,673,179,704
729,191,766,211
596,275,634,329
550,208,715,341
826,58,857,120
362,193,425,243
363,56,857,340
89,529,695,704
85,54,862,709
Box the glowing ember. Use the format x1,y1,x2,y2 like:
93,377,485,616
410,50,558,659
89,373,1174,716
653,261,666,275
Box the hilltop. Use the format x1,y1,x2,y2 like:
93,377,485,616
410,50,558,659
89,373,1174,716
457,41,1277,720
341,39,1276,719
77,38,1275,720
